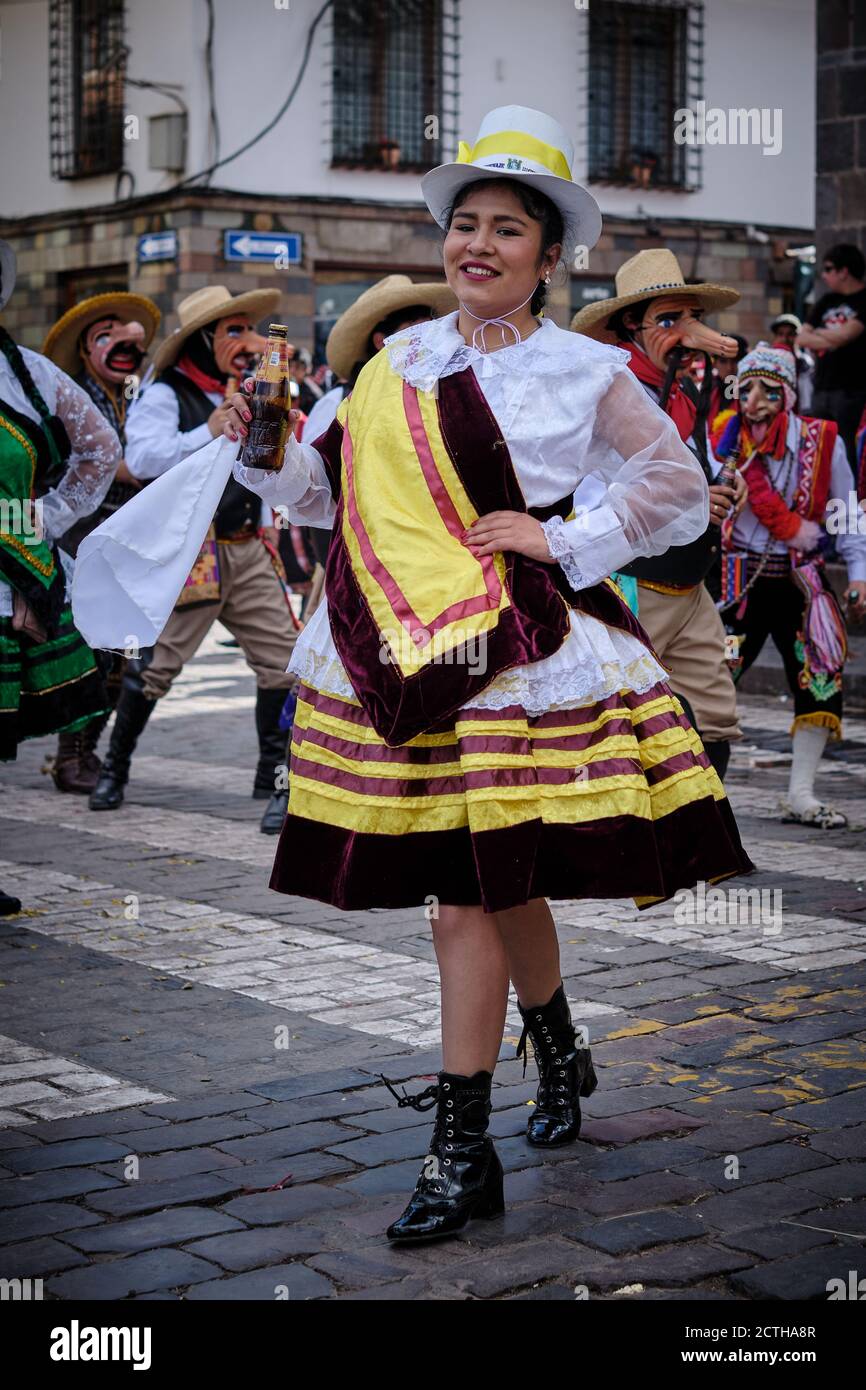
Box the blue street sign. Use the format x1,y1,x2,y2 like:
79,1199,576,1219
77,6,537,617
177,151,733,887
223,230,302,265
137,230,178,264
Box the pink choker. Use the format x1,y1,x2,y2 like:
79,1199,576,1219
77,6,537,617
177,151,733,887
459,290,537,353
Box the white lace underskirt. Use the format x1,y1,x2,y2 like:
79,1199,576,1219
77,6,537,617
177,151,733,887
289,599,669,715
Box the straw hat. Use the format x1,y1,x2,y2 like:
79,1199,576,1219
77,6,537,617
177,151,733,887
150,285,281,374
326,275,456,380
571,249,739,340
422,105,602,260
42,292,162,377
0,239,17,312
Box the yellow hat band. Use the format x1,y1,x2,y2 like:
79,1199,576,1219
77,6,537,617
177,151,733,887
456,130,573,182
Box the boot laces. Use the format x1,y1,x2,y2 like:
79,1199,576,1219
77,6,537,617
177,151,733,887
516,1018,584,1107
379,1074,440,1111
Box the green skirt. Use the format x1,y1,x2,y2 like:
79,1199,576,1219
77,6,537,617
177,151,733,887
0,605,109,761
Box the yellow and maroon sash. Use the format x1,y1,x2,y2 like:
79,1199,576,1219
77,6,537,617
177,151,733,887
315,352,653,746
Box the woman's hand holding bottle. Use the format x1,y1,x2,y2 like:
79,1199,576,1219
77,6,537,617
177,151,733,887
222,376,300,446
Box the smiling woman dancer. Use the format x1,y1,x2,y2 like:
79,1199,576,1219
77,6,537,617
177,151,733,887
225,107,753,1243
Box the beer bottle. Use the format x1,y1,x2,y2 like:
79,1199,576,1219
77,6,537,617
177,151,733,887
238,324,291,472
718,458,738,490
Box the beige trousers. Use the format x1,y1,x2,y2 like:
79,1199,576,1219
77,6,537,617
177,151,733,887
143,538,299,700
303,562,326,622
637,582,741,744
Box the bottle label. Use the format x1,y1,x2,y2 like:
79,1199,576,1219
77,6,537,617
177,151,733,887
269,351,280,366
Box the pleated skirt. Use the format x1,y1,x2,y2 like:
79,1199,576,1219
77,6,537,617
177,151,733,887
0,606,108,762
270,677,754,914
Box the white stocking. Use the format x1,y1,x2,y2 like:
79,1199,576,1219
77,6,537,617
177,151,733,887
786,723,830,814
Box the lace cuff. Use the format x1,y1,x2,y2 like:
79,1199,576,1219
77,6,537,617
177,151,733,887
541,514,590,592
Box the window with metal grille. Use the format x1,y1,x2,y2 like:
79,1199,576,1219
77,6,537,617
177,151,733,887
331,0,459,172
585,0,703,191
49,0,126,180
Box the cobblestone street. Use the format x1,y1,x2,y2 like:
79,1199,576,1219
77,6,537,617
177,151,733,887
1,628,865,1301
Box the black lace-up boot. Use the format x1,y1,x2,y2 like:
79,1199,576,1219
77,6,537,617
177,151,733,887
382,1069,504,1242
516,982,598,1146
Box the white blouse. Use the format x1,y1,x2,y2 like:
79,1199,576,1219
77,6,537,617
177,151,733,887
0,348,121,617
234,312,710,713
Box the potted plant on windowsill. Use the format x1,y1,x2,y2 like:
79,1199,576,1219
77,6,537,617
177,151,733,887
379,138,401,170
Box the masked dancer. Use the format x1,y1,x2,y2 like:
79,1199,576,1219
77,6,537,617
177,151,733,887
90,287,299,833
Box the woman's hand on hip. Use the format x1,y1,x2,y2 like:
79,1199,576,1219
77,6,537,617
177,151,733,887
463,510,553,561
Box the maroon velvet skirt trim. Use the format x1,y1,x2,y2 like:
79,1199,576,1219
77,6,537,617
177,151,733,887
269,797,753,915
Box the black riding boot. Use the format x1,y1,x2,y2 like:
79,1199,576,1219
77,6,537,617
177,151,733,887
516,982,598,1146
88,687,156,811
253,687,290,834
383,1069,504,1242
705,738,730,782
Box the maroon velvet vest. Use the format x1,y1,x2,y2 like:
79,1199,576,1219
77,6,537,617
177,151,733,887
309,363,657,745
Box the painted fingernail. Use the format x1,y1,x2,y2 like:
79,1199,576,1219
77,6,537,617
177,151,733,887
243,410,252,421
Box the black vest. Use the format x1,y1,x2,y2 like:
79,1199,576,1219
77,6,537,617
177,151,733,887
160,366,259,539
621,398,718,590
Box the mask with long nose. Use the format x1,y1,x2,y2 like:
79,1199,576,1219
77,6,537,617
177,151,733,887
81,315,147,385
212,315,268,377
624,294,738,374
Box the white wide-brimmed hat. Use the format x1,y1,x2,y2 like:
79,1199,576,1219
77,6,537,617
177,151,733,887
0,239,17,312
421,106,602,260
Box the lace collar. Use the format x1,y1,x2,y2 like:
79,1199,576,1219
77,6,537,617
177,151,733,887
385,310,630,393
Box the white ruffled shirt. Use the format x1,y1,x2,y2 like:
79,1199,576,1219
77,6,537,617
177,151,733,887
234,311,710,713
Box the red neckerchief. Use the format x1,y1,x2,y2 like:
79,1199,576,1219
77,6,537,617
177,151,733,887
177,352,226,397
739,410,789,464
621,341,697,443
737,412,800,542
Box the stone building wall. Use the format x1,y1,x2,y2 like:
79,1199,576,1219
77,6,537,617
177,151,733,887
0,190,811,358
816,0,866,260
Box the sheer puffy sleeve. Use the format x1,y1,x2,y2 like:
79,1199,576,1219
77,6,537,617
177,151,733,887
40,368,122,543
233,417,340,529
540,367,709,590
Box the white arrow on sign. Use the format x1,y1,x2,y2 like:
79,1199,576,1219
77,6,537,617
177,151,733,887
231,235,290,258
140,234,174,257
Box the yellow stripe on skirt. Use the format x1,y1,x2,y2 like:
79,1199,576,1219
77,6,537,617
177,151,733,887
269,680,753,914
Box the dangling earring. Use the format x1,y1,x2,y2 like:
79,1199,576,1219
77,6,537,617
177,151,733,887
543,271,551,285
